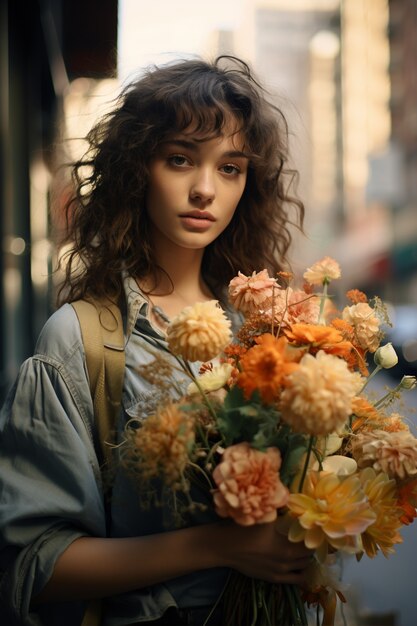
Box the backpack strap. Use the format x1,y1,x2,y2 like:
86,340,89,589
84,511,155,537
71,299,125,467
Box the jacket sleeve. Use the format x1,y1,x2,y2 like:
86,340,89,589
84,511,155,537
0,305,107,625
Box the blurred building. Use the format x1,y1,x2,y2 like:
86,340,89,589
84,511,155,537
388,0,417,301
0,0,118,403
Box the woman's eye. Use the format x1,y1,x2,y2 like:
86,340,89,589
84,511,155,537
220,164,241,175
168,154,189,167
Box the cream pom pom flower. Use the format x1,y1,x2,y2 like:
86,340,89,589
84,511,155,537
280,350,363,436
167,300,232,362
303,257,341,286
228,269,277,315
352,429,417,480
212,442,289,525
342,302,381,353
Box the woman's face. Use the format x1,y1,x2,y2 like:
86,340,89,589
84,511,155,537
145,121,249,254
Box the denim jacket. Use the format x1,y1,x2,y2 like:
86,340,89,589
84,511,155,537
0,275,241,626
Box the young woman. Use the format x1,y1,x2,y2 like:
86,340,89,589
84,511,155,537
0,56,311,626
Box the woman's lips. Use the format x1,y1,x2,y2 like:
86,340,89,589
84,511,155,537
179,211,215,230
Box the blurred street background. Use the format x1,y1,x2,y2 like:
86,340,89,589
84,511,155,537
1,1,416,624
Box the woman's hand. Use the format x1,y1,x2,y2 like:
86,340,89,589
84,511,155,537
214,519,314,585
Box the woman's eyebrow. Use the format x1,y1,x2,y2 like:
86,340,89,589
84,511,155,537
162,138,249,159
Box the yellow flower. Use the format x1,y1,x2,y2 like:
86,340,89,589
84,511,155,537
127,403,195,486
303,257,341,286
342,302,381,353
167,300,232,362
359,467,403,557
187,362,233,395
280,351,363,436
352,429,417,480
287,471,376,558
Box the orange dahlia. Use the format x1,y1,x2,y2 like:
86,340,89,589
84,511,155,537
237,334,300,403
284,323,354,361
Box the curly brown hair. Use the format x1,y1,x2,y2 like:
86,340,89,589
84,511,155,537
58,55,304,305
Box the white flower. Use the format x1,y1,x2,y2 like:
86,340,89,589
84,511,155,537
312,455,358,476
303,257,341,286
400,375,417,390
374,343,398,369
187,363,233,395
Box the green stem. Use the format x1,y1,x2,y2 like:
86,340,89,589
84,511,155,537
318,282,328,324
359,364,382,394
298,436,315,493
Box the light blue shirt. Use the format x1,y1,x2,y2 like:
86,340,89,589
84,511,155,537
0,275,241,626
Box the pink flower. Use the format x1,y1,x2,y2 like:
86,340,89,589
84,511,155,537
228,270,277,315
212,442,289,525
287,289,320,325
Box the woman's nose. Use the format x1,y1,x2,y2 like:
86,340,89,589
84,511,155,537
189,168,215,204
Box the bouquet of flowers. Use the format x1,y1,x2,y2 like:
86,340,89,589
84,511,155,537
121,257,417,626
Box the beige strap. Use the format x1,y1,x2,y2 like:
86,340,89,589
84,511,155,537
71,299,125,468
71,299,125,626
80,599,103,626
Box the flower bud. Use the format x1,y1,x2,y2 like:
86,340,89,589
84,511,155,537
374,343,398,369
400,375,417,390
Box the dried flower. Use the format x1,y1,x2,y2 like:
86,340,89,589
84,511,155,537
303,257,341,286
287,471,376,557
187,362,234,395
228,269,277,315
359,468,403,557
212,442,289,525
374,343,398,369
351,397,385,432
167,300,231,362
126,403,195,486
237,334,301,403
352,430,417,480
280,351,363,436
346,289,368,304
342,303,381,353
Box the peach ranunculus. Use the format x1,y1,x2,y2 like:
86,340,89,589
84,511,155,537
280,351,363,436
237,334,301,403
359,468,403,558
352,430,417,480
212,442,289,525
167,300,231,362
228,270,277,315
287,471,376,559
342,302,382,353
303,257,341,286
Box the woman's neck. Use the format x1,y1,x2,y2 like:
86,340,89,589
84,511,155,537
137,246,214,320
